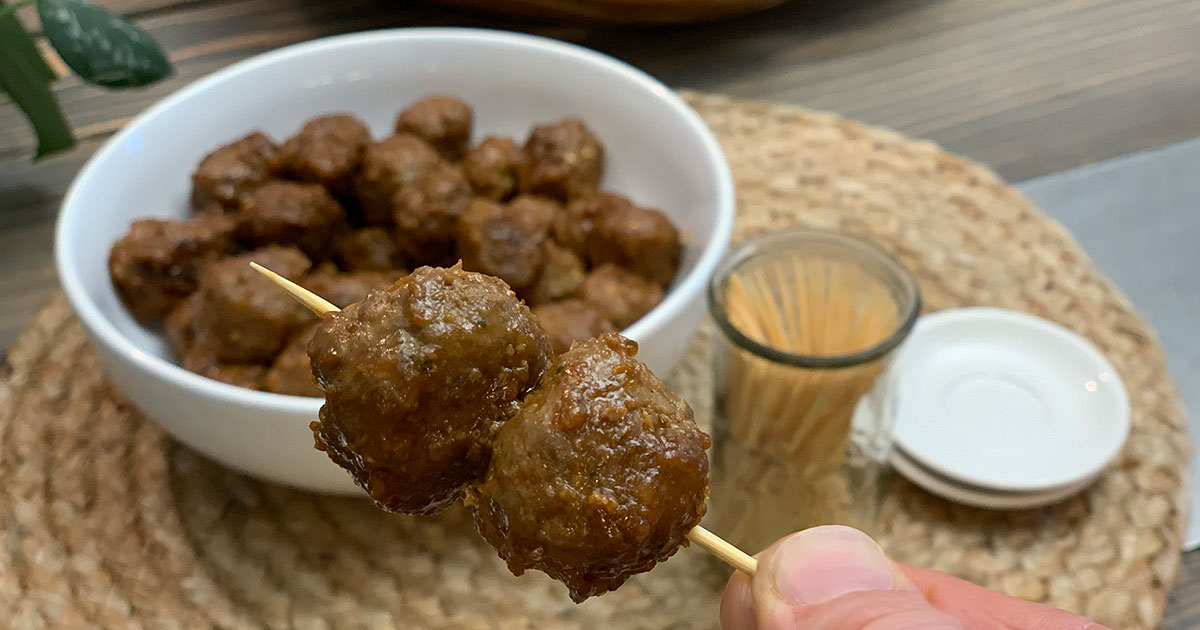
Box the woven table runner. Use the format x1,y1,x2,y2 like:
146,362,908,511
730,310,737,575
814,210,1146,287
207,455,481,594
0,92,1188,630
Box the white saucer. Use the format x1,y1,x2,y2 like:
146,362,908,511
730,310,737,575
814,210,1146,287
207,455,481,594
890,307,1129,492
890,446,1097,510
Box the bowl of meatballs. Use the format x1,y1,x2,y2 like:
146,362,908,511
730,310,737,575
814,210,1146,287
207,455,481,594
55,28,735,493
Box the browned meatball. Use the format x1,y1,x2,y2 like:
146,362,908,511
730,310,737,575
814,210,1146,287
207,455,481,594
180,345,268,390
462,136,523,200
108,214,235,324
394,95,473,161
164,292,200,357
355,134,442,225
578,264,665,329
332,227,402,272
193,246,314,363
302,269,403,309
308,265,553,514
270,113,372,190
457,196,557,292
392,162,471,263
558,192,682,286
517,119,604,202
532,299,617,355
191,132,277,210
236,181,346,257
468,333,710,602
526,241,586,306
264,324,323,397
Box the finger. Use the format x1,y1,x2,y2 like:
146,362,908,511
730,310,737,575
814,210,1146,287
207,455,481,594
720,570,757,630
900,564,1110,630
752,526,962,630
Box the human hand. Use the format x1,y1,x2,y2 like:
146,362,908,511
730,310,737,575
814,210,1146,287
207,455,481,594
720,525,1109,630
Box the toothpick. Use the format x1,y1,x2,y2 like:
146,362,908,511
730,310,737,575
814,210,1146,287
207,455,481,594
250,262,759,577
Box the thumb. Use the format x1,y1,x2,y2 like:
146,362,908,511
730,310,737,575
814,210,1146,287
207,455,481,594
721,525,962,630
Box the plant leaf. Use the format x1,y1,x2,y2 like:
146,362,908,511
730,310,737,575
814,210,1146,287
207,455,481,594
36,0,171,89
0,0,74,158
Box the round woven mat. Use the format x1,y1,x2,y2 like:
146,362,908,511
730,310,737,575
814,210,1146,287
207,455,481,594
0,92,1188,630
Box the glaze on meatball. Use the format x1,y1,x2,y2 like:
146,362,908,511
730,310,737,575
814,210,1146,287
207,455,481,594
517,119,604,202
270,113,372,191
192,246,314,363
578,264,665,328
463,136,523,201
392,162,472,263
308,265,553,514
355,134,442,225
236,181,346,257
394,95,473,161
532,299,617,355
468,333,710,602
191,132,277,210
264,324,322,397
108,214,235,324
332,227,402,272
526,241,586,307
558,192,682,286
457,196,557,292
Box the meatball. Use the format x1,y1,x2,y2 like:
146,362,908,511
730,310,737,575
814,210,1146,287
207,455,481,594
191,132,277,210
462,136,523,201
164,292,200,357
180,345,267,390
394,95,473,161
236,181,347,257
270,113,372,190
108,214,235,324
517,119,604,202
264,324,322,397
578,265,665,329
457,196,557,292
532,299,617,355
468,333,710,602
558,192,682,286
193,246,314,363
526,241,586,306
355,134,442,225
308,265,553,514
302,269,403,309
332,227,402,272
392,162,472,263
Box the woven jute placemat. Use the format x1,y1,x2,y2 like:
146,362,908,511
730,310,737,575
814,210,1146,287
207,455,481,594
0,92,1188,630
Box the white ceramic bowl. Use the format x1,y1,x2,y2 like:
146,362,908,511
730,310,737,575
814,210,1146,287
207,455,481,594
55,28,735,494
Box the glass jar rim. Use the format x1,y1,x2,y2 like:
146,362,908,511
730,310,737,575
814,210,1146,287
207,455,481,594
706,228,922,369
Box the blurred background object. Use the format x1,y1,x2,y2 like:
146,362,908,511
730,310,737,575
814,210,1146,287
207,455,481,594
430,0,787,23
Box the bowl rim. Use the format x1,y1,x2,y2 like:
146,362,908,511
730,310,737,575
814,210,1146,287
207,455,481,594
55,27,736,411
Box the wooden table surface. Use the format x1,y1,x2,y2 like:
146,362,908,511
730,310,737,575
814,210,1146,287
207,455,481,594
1,0,1197,626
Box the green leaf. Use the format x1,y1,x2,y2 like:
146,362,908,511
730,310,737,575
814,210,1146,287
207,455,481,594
36,0,172,89
0,0,74,158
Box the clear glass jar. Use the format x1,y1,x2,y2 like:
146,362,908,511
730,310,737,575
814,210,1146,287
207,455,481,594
705,229,921,552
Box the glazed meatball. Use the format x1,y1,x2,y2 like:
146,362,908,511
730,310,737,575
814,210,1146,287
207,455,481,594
457,196,557,292
191,132,277,210
532,299,617,355
559,192,682,286
180,345,268,390
355,134,442,225
264,324,322,397
394,95,473,161
392,162,472,263
193,246,314,363
237,181,347,257
108,214,235,324
468,333,710,602
526,241,586,306
164,292,200,357
462,136,523,200
270,113,372,190
517,118,604,202
308,265,553,514
578,264,665,329
332,227,402,272
302,269,403,309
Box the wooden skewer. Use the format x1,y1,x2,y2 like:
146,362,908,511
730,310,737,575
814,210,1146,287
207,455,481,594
249,263,759,577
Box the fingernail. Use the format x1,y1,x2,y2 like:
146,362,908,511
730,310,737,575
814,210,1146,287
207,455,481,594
766,525,895,605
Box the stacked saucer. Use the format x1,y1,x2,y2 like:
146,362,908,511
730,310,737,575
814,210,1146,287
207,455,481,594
881,308,1130,510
